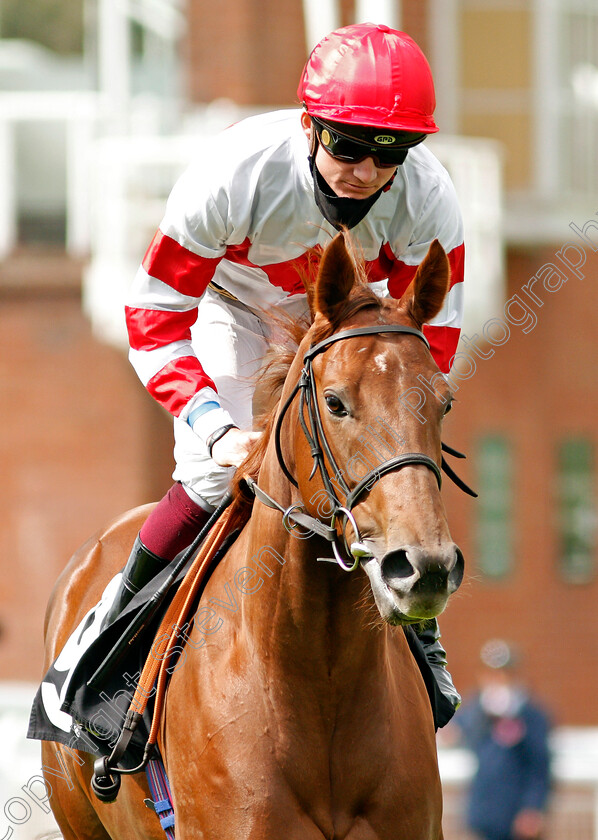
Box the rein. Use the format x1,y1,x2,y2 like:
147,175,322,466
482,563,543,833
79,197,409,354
258,323,476,571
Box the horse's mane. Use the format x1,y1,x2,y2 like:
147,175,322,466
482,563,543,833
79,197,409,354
222,271,382,534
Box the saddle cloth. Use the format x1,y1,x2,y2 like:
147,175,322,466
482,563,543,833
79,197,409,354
27,531,238,767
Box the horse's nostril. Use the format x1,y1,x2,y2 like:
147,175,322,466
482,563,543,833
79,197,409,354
449,547,465,592
381,549,414,582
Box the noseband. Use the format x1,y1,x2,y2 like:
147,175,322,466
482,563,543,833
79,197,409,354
246,323,476,572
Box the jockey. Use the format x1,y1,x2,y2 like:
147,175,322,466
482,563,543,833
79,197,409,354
115,23,464,724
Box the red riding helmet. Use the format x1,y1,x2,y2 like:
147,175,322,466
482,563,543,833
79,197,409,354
297,23,438,135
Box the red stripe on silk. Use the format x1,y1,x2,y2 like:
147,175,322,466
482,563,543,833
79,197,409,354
424,325,461,374
386,254,419,299
364,243,395,283
125,305,198,351
225,238,318,295
142,230,221,296
146,356,217,417
364,244,464,371
224,240,252,263
447,242,465,289
375,242,465,299
364,243,419,298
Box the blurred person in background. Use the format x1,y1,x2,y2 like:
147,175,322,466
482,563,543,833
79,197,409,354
453,639,552,840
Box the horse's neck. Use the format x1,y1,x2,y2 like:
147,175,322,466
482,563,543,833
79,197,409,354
239,466,387,687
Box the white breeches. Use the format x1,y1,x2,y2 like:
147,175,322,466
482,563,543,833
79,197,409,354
172,287,307,509
172,287,269,507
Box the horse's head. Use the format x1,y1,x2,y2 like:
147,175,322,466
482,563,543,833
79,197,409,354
288,233,464,625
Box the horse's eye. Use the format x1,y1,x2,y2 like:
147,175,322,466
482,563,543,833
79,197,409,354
324,393,347,416
443,398,453,415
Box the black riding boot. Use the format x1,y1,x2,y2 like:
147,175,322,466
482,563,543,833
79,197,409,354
102,534,170,628
416,618,461,726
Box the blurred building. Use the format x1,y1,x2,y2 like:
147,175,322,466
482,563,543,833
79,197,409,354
420,0,598,729
0,0,597,734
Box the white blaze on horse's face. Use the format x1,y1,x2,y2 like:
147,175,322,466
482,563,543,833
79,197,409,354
308,234,465,625
373,351,389,373
317,331,464,624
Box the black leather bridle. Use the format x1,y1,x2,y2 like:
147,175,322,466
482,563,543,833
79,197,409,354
247,323,476,571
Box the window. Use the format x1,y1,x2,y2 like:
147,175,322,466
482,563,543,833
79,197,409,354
475,435,513,579
535,0,598,201
430,0,598,211
557,437,596,583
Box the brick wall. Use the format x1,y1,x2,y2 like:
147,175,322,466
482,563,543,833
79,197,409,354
186,0,431,107
187,0,306,105
0,256,174,683
438,244,598,726
402,0,429,56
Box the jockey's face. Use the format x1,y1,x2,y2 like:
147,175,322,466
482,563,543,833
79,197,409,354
301,113,397,200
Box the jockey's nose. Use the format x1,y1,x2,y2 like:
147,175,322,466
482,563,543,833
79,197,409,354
352,156,380,183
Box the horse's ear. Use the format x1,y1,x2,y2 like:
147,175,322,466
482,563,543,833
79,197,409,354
400,239,450,325
314,233,356,321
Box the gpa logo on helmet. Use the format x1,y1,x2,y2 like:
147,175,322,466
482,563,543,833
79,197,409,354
374,134,396,145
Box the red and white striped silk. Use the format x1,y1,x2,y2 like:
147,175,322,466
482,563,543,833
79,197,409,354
126,110,465,420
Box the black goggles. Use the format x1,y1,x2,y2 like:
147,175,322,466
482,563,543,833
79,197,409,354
312,118,426,168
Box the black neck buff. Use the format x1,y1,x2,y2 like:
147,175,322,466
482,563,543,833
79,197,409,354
309,154,387,230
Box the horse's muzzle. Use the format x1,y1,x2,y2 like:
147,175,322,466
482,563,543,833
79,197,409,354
381,545,464,592
372,544,464,621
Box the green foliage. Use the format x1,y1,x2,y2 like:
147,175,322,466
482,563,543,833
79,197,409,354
1,0,83,55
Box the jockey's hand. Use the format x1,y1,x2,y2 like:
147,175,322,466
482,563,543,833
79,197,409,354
211,427,263,468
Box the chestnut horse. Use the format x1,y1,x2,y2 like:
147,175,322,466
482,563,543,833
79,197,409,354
41,233,464,839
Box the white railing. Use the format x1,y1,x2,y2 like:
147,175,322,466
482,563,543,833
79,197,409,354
82,131,200,347
428,134,505,333
0,91,101,260
82,103,259,347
